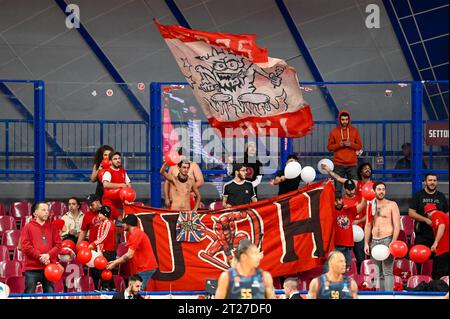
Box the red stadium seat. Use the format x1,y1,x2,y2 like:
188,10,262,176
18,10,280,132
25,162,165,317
297,278,308,291
113,275,126,291
346,259,357,276
0,216,17,235
8,201,32,220
54,279,65,293
47,201,67,218
394,259,418,283
13,248,24,262
0,260,22,279
400,215,414,238
20,215,34,228
0,203,6,216
397,230,407,244
0,245,10,262
440,276,449,285
421,259,433,276
410,232,416,247
67,275,95,292
360,259,377,276
407,275,432,288
6,276,25,294
1,230,21,251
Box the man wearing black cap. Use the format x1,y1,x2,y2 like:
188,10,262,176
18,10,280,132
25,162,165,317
77,194,102,245
107,214,158,291
343,179,367,272
222,163,257,208
324,188,366,274
77,194,103,289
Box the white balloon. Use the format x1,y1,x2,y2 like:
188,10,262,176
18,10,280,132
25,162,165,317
86,250,102,268
317,158,334,175
284,161,302,179
352,225,364,242
301,166,316,183
371,244,390,261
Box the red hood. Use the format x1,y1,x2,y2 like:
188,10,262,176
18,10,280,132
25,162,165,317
338,109,351,128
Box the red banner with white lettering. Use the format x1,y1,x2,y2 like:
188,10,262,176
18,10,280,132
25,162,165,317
124,180,335,291
155,20,314,138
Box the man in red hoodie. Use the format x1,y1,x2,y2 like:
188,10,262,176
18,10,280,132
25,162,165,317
327,110,362,196
21,202,62,293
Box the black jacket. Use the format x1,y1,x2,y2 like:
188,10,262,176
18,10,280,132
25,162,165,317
112,291,144,299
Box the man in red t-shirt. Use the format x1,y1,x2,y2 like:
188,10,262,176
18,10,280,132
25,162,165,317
77,194,102,245
107,214,158,291
424,203,449,280
324,193,366,273
102,152,131,221
343,179,367,272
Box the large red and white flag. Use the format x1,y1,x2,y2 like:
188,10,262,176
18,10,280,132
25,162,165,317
155,21,314,138
124,180,335,291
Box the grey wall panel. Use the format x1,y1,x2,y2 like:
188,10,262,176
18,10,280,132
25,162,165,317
0,0,54,33
83,0,153,46
204,0,275,28
1,5,69,57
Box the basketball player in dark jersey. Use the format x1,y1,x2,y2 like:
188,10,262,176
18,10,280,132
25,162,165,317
215,239,275,299
308,250,358,299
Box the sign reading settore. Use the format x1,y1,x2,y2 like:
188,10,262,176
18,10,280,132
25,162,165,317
426,121,449,146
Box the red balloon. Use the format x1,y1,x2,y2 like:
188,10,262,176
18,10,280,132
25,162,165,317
101,269,113,281
94,256,108,270
76,240,90,253
62,239,76,251
44,263,63,282
389,240,408,258
361,181,375,200
190,196,195,209
103,187,121,201
101,158,111,169
409,245,432,263
120,187,136,202
164,151,180,166
76,248,92,264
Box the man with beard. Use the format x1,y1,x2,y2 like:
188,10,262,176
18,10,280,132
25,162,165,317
101,152,131,221
323,191,366,274
160,159,201,211
364,182,400,291
326,110,362,196
112,274,145,299
322,162,372,268
409,173,448,248
223,163,257,207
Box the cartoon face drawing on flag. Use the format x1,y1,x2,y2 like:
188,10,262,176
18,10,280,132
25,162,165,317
155,21,314,138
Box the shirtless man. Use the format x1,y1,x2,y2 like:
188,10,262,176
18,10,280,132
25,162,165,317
160,160,201,211
364,181,400,291
164,149,204,208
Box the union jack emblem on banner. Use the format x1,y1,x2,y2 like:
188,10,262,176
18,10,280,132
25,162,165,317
176,211,205,242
